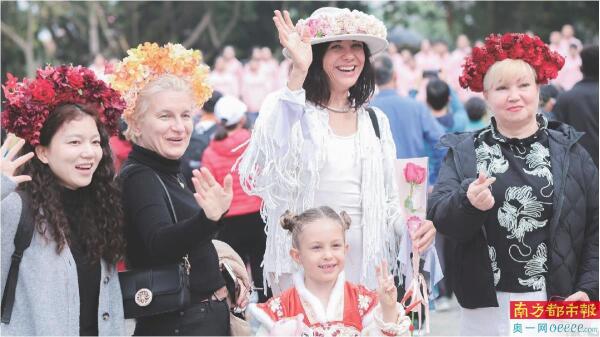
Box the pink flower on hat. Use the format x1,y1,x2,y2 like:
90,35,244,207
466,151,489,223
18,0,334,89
283,7,389,59
305,18,319,37
295,8,387,40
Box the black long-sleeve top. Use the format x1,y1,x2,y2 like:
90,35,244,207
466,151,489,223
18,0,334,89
62,187,101,336
120,145,225,297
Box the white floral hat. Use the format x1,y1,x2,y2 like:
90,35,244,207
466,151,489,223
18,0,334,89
283,7,388,58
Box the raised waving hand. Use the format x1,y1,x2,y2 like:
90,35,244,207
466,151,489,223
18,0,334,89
0,135,34,185
273,10,312,90
191,167,233,221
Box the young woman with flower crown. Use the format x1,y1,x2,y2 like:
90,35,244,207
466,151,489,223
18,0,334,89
248,206,414,336
237,7,437,293
109,43,246,336
428,33,598,335
0,65,126,335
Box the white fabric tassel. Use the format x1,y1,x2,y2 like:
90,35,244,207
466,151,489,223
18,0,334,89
237,90,403,290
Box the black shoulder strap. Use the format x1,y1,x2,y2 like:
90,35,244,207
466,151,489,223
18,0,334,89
1,190,35,324
118,161,139,181
119,162,177,222
367,107,380,139
152,172,178,223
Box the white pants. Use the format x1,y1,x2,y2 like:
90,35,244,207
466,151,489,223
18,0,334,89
460,290,547,336
344,225,364,282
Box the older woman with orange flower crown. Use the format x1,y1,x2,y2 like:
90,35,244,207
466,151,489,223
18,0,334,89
428,33,598,335
109,43,245,336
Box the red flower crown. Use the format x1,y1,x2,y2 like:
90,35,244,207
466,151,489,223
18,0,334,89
459,33,565,92
2,65,125,146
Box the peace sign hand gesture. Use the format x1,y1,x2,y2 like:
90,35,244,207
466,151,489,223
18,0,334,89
273,10,312,74
375,260,400,323
0,135,34,185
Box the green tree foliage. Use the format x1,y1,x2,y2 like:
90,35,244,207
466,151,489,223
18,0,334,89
1,1,367,78
1,1,597,80
381,1,598,49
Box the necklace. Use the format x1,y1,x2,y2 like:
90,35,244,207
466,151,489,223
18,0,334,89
175,175,185,189
325,105,352,113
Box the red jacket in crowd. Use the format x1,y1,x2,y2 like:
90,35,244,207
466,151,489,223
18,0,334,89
109,136,132,173
201,128,262,217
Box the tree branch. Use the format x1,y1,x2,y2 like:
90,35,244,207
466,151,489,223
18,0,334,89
89,2,100,55
118,35,130,53
217,2,241,45
182,11,211,48
93,2,121,54
0,20,28,51
207,20,219,47
207,2,241,50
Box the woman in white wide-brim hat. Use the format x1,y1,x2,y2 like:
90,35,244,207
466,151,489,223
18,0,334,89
238,7,437,293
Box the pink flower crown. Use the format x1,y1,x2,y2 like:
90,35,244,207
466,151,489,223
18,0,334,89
2,65,125,146
459,33,565,92
107,42,212,121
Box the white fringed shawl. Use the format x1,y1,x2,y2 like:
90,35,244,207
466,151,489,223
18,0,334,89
236,87,406,289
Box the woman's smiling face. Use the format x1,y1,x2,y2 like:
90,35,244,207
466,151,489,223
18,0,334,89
133,89,194,160
322,40,366,92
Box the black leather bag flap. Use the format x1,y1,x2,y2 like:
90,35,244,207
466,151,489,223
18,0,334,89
119,263,185,300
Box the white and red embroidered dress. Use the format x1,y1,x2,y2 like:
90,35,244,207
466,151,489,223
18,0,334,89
248,272,411,336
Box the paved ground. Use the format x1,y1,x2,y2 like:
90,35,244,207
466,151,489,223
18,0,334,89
427,296,461,336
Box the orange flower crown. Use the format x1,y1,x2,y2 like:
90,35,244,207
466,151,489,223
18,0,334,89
107,42,212,120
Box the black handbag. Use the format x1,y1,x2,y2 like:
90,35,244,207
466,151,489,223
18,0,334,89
119,167,191,319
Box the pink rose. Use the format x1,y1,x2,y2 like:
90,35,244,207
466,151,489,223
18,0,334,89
407,215,422,235
305,19,319,37
404,162,426,185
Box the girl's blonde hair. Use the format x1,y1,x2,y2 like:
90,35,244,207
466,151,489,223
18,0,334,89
280,206,351,249
124,74,195,142
483,58,537,92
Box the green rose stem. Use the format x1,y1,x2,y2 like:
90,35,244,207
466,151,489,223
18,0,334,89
404,182,416,213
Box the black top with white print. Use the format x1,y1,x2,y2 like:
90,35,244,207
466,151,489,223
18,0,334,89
474,115,554,293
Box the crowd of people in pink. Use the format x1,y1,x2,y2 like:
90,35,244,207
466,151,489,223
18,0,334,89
87,24,586,124
199,24,586,112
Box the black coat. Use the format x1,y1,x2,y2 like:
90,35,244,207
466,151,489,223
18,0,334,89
553,78,599,167
428,121,599,308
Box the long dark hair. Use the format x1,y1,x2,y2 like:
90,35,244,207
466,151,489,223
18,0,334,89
304,41,375,109
16,104,125,264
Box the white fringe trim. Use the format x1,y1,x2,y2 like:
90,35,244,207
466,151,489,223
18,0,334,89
247,303,276,331
237,89,404,290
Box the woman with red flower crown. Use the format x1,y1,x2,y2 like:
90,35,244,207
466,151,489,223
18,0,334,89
428,32,598,335
0,65,127,335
